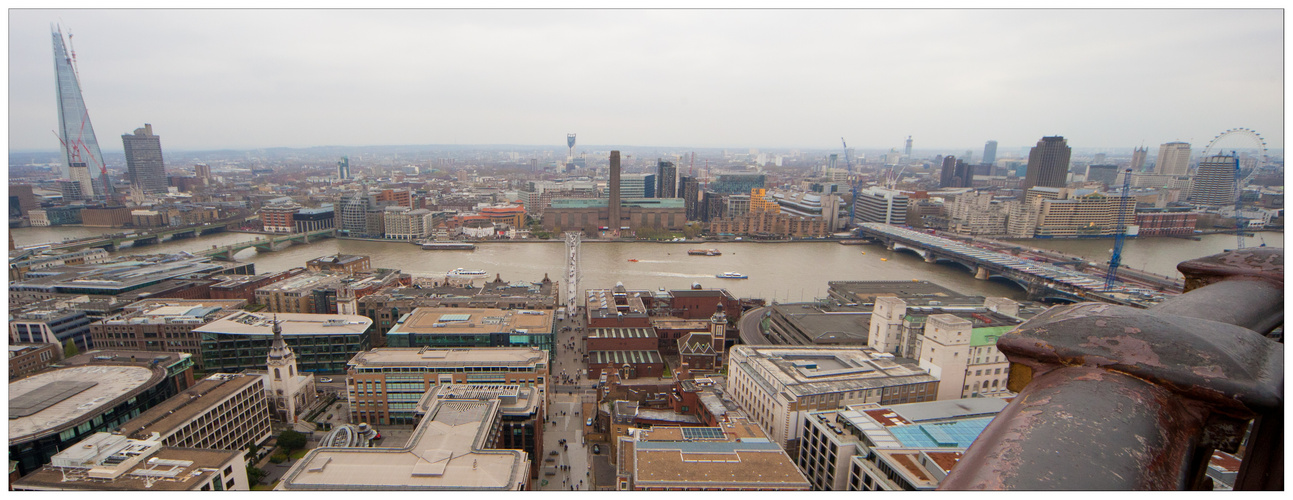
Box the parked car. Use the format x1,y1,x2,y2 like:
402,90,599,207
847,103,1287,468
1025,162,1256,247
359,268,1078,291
586,418,593,426
592,444,601,454
319,377,333,383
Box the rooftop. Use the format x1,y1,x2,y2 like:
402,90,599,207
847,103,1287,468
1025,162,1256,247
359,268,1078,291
193,311,371,337
730,346,938,396
278,384,529,490
118,373,262,441
348,347,548,369
12,257,225,294
828,280,966,302
13,433,241,491
588,327,657,340
386,307,554,336
9,361,164,443
254,272,348,294
627,416,809,489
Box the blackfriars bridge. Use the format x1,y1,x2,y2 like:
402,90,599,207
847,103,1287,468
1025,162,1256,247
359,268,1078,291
856,223,1170,307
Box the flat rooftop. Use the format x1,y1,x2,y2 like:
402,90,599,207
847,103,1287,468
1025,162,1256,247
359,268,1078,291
119,373,261,441
14,439,241,491
349,347,548,369
828,280,966,302
769,303,871,344
387,307,553,336
255,272,347,293
731,346,938,396
629,417,808,489
279,386,528,490
194,311,371,336
9,365,159,443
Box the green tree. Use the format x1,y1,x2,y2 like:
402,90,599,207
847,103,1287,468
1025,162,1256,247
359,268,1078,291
246,466,266,485
278,429,308,451
63,339,79,358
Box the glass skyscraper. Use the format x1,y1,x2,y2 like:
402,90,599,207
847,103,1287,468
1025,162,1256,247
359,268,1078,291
52,26,108,197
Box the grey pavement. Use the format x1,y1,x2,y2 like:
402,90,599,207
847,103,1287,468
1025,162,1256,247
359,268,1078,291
540,306,595,490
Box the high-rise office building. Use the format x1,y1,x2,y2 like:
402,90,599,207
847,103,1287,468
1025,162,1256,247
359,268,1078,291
338,156,351,180
982,140,998,165
657,160,677,198
194,163,212,184
1155,142,1192,176
1022,136,1072,191
1130,146,1148,172
904,136,913,156
681,176,701,220
608,151,622,230
52,27,108,197
1190,154,1238,207
122,124,167,193
963,150,974,164
939,157,974,188
939,156,957,188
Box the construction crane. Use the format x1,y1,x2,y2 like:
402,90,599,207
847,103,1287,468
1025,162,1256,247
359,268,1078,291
1231,153,1247,250
842,137,859,226
1104,168,1133,291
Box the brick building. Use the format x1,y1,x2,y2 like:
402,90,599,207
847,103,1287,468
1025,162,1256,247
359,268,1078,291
209,269,306,304
80,206,133,227
7,343,62,381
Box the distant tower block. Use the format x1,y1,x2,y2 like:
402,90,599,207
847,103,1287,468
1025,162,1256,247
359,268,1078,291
905,136,913,157
567,133,577,159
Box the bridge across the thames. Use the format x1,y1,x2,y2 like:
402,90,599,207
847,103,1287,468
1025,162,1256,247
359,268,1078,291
199,228,337,260
856,223,1168,307
45,216,251,253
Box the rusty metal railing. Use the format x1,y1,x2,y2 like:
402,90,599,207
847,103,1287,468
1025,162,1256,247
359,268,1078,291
940,247,1283,490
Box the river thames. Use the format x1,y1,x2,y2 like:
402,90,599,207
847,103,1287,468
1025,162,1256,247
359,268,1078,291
11,226,1280,302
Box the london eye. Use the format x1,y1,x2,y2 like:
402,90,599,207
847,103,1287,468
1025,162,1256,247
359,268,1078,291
1201,127,1268,185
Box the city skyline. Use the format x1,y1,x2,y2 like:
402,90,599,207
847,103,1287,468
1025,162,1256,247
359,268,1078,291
7,8,1284,153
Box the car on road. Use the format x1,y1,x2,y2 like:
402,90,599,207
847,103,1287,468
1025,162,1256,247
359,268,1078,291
592,444,601,454
319,377,333,383
586,418,593,426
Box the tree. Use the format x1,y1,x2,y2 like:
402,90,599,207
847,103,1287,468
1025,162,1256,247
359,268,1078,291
246,466,266,485
63,339,79,358
278,430,308,451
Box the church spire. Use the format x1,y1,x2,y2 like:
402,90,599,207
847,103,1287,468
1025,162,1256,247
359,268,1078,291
267,314,292,360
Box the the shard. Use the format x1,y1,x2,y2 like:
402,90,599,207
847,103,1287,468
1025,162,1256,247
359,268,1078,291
52,25,109,197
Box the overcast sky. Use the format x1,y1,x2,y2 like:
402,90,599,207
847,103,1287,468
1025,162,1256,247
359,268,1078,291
7,8,1284,154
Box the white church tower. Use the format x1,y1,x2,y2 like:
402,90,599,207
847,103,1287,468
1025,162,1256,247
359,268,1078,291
266,315,310,422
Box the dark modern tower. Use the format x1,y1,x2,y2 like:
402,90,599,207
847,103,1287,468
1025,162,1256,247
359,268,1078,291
904,136,913,156
982,140,998,166
681,176,701,221
1023,136,1072,191
52,26,109,197
1190,154,1238,207
608,151,622,231
122,124,167,193
954,160,974,188
939,156,957,188
656,160,677,198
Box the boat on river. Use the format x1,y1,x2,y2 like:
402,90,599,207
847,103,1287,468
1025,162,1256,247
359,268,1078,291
688,249,721,256
716,271,748,279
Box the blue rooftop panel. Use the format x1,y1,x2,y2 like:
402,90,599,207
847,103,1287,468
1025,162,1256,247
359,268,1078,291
889,417,994,448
